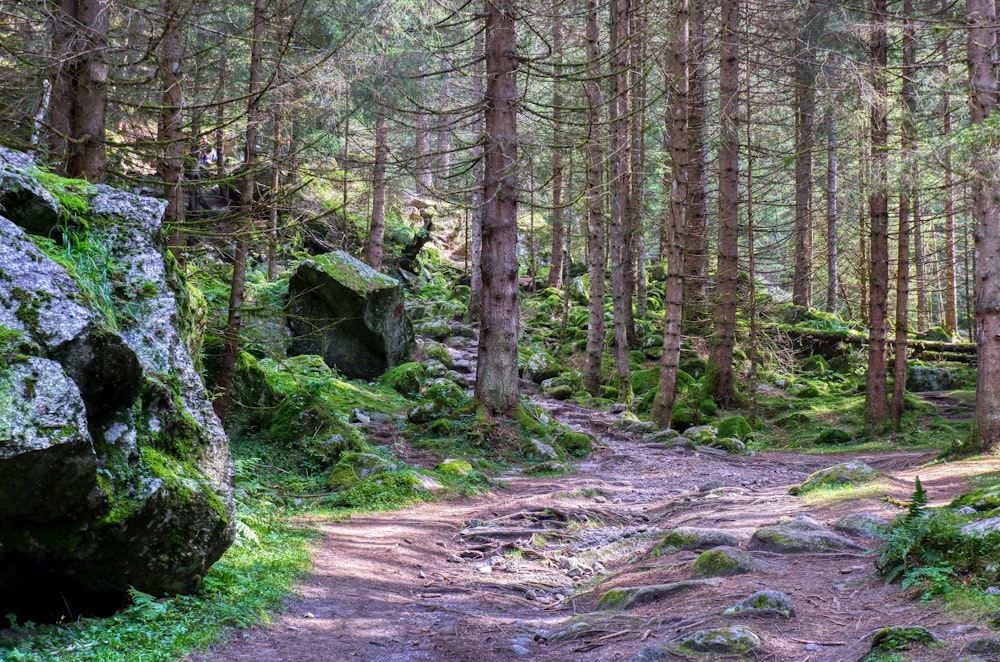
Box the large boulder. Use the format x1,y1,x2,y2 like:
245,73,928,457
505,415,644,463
0,149,234,609
287,251,413,379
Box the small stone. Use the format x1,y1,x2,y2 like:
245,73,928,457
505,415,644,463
594,495,608,503
957,506,977,515
986,586,1000,595
477,565,493,574
302,612,315,619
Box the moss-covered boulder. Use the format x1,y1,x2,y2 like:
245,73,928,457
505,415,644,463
0,149,234,605
555,430,595,457
287,251,414,379
952,484,1000,512
789,461,883,496
907,364,954,392
325,451,399,490
381,361,426,396
691,546,758,578
420,340,454,368
717,415,753,442
813,427,852,445
653,527,740,555
748,516,868,553
675,626,761,656
723,590,794,618
518,344,566,383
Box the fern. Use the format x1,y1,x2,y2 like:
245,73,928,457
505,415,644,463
905,476,928,522
126,587,168,620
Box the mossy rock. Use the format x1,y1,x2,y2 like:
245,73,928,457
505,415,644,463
717,415,753,442
789,380,823,398
723,590,794,618
596,579,719,610
421,341,454,368
628,350,647,369
800,354,828,374
865,626,938,659
915,326,954,342
544,384,575,400
324,451,399,490
427,418,453,435
518,345,566,383
414,318,453,340
600,385,620,400
652,527,739,555
324,470,438,508
556,430,594,457
789,461,883,496
671,404,699,431
407,400,443,424
691,546,757,578
435,458,473,477
676,369,696,391
676,625,761,656
381,361,426,396
680,357,707,378
632,366,661,394
814,427,852,445
951,485,1000,512
521,438,560,462
707,437,746,454
424,377,470,409
684,425,718,445
748,516,868,553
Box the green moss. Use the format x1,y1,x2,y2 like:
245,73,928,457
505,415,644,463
596,587,634,610
140,446,228,520
691,547,752,578
32,169,96,215
514,402,552,438
556,430,594,457
717,415,753,442
814,428,852,445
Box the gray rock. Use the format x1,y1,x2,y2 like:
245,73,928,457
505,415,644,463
724,590,795,618
965,636,1000,656
676,625,761,655
833,512,890,540
287,251,413,379
655,526,740,552
0,151,234,599
963,516,1000,537
631,646,670,661
789,461,883,496
908,364,953,392
691,546,758,578
596,579,721,610
749,515,868,553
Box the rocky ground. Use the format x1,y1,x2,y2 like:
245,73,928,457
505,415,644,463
191,382,1000,662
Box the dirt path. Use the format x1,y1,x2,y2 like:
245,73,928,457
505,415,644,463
192,392,1000,662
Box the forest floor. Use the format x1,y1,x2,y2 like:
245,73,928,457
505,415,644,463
192,387,1000,662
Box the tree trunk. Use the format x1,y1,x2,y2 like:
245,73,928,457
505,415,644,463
942,17,959,334
159,0,185,258
49,0,109,181
474,0,520,417
214,0,266,425
864,0,890,436
414,80,433,195
608,0,633,404
366,114,389,270
792,55,816,308
712,0,739,408
435,70,453,190
652,0,689,429
469,30,485,321
267,109,282,279
966,0,1000,453
891,0,916,428
583,0,606,397
683,0,709,324
825,95,839,314
546,7,565,289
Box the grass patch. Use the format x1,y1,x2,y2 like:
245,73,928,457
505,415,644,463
797,480,895,507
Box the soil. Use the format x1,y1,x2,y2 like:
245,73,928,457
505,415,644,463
192,393,1000,662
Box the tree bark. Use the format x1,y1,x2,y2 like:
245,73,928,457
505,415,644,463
159,0,186,257
683,0,709,324
942,17,959,334
825,95,839,314
469,30,486,321
608,0,633,404
891,0,916,428
582,0,606,397
546,7,565,289
474,0,520,417
652,0,689,429
712,0,739,408
366,114,389,270
214,0,266,425
864,0,891,436
49,0,109,181
792,46,817,309
966,0,1000,453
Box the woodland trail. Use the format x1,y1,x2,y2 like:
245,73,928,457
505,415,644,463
193,390,1000,662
